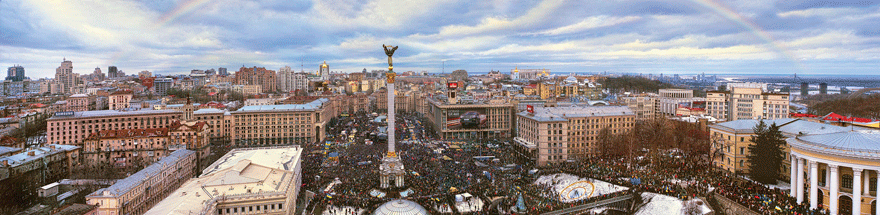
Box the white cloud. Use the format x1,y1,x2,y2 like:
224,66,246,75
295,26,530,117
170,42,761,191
533,16,641,35
777,7,861,18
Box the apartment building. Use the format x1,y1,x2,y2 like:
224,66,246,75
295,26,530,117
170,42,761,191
86,149,196,215
515,106,635,166
707,83,790,121
0,144,81,206
232,98,331,146
234,66,276,93
65,94,90,112
168,121,211,170
231,84,262,96
108,90,132,110
147,146,303,215
47,109,182,146
82,128,172,168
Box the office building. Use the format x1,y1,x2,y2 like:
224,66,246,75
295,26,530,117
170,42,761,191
515,106,635,166
47,109,182,146
146,146,303,215
218,67,228,76
55,59,76,94
620,95,658,120
658,89,702,116
154,77,173,96
6,65,25,82
231,98,332,146
706,83,789,121
425,96,514,140
86,149,197,215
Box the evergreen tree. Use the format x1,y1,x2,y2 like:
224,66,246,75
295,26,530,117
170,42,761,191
747,121,787,184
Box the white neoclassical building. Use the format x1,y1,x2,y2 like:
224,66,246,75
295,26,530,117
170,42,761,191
788,130,879,215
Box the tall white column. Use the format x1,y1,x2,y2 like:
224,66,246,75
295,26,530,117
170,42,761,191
825,165,831,188
863,170,870,195
852,168,862,215
387,81,395,154
810,160,818,209
790,155,797,197
830,165,839,215
797,158,805,203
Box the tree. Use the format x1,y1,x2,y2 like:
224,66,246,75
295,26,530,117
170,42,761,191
746,121,786,184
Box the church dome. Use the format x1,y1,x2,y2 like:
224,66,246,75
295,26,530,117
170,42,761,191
373,199,428,215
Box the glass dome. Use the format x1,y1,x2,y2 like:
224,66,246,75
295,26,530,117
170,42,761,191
373,199,429,215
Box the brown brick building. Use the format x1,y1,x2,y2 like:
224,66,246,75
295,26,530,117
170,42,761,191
234,66,277,93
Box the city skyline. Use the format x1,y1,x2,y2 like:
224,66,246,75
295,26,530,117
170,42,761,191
3,0,880,78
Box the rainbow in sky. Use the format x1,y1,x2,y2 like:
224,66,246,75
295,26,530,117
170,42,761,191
689,0,806,72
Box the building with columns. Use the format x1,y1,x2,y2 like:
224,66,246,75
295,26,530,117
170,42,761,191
788,130,879,215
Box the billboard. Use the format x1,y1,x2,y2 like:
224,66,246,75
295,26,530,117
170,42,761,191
446,108,488,130
447,82,458,90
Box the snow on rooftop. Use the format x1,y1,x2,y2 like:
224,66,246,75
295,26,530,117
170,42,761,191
790,130,880,159
193,108,226,115
633,192,712,215
235,98,328,112
711,118,797,132
0,144,80,167
519,106,634,122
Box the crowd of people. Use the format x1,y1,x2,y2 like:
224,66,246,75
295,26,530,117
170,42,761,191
300,111,825,215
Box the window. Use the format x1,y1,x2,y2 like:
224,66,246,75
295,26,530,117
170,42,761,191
740,147,744,155
739,160,744,167
842,174,853,189
871,177,877,192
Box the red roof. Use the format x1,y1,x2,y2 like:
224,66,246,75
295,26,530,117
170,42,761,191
789,113,819,118
822,112,873,123
110,90,133,95
169,120,208,131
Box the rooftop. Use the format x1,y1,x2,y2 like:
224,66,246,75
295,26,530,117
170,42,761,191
192,108,227,115
790,130,880,160
87,149,194,198
710,118,798,133
0,144,80,168
146,146,302,215
518,106,634,122
235,98,328,112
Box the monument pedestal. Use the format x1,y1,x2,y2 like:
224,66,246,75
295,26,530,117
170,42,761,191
379,154,405,188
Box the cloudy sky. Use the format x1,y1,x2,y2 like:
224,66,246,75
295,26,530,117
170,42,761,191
2,0,880,79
